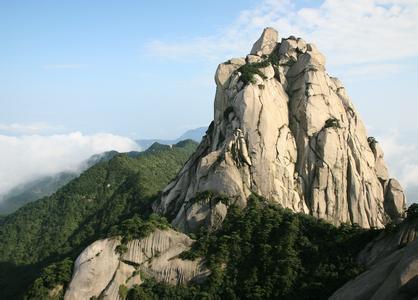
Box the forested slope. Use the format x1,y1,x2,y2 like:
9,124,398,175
0,140,198,299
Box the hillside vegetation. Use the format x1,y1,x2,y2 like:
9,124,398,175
0,138,389,300
0,150,122,215
0,140,198,299
126,195,379,300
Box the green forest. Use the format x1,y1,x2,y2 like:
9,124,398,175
0,140,198,299
125,195,379,300
1,138,414,300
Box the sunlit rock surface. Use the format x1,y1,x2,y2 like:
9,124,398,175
154,27,407,232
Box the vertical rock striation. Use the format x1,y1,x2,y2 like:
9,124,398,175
154,27,407,232
64,229,208,300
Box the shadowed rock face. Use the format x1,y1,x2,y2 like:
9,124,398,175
331,217,418,300
330,239,418,300
358,217,417,267
154,27,407,232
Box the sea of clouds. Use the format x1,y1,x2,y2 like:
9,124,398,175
0,131,140,198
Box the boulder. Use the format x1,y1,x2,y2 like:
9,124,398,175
64,229,208,300
250,27,279,56
64,239,121,300
370,141,389,181
246,54,262,64
385,179,407,220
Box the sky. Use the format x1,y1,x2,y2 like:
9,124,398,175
0,0,417,202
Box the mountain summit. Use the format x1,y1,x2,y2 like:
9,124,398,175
6,28,414,300
154,27,406,232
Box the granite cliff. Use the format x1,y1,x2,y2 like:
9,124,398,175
154,27,407,232
61,28,414,299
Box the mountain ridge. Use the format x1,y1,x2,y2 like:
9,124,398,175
0,126,206,216
136,127,206,150
0,140,198,299
62,27,415,300
0,150,121,215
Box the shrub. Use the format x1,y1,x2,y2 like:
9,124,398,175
236,45,282,85
115,244,128,255
24,258,73,299
119,284,129,299
237,61,269,85
324,117,340,129
110,214,170,255
186,191,230,211
367,137,378,148
223,106,234,120
406,203,418,220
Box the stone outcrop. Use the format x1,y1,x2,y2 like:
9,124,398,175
358,217,417,267
331,221,418,300
384,179,407,221
154,27,407,232
331,239,418,300
64,229,208,300
250,27,279,56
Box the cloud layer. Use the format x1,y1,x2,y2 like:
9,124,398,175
0,122,52,135
0,132,139,196
145,0,418,203
376,130,418,204
146,0,418,74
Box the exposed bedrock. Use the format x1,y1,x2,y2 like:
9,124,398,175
154,27,407,232
64,229,208,300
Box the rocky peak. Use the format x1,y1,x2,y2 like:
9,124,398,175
154,27,407,233
250,27,279,56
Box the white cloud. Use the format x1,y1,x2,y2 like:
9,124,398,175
145,0,418,74
0,122,52,135
144,0,293,63
144,0,418,202
376,130,418,204
0,132,140,196
340,63,404,79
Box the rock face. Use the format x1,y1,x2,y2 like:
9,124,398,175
358,217,417,267
250,27,279,56
330,239,418,300
154,27,407,232
384,179,407,221
64,229,208,300
331,221,418,300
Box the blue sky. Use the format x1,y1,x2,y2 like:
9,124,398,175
1,0,417,138
0,0,417,202
0,0,257,137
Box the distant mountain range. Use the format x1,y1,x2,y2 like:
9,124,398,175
136,126,206,150
0,172,76,215
0,151,120,215
0,128,206,215
0,140,198,299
